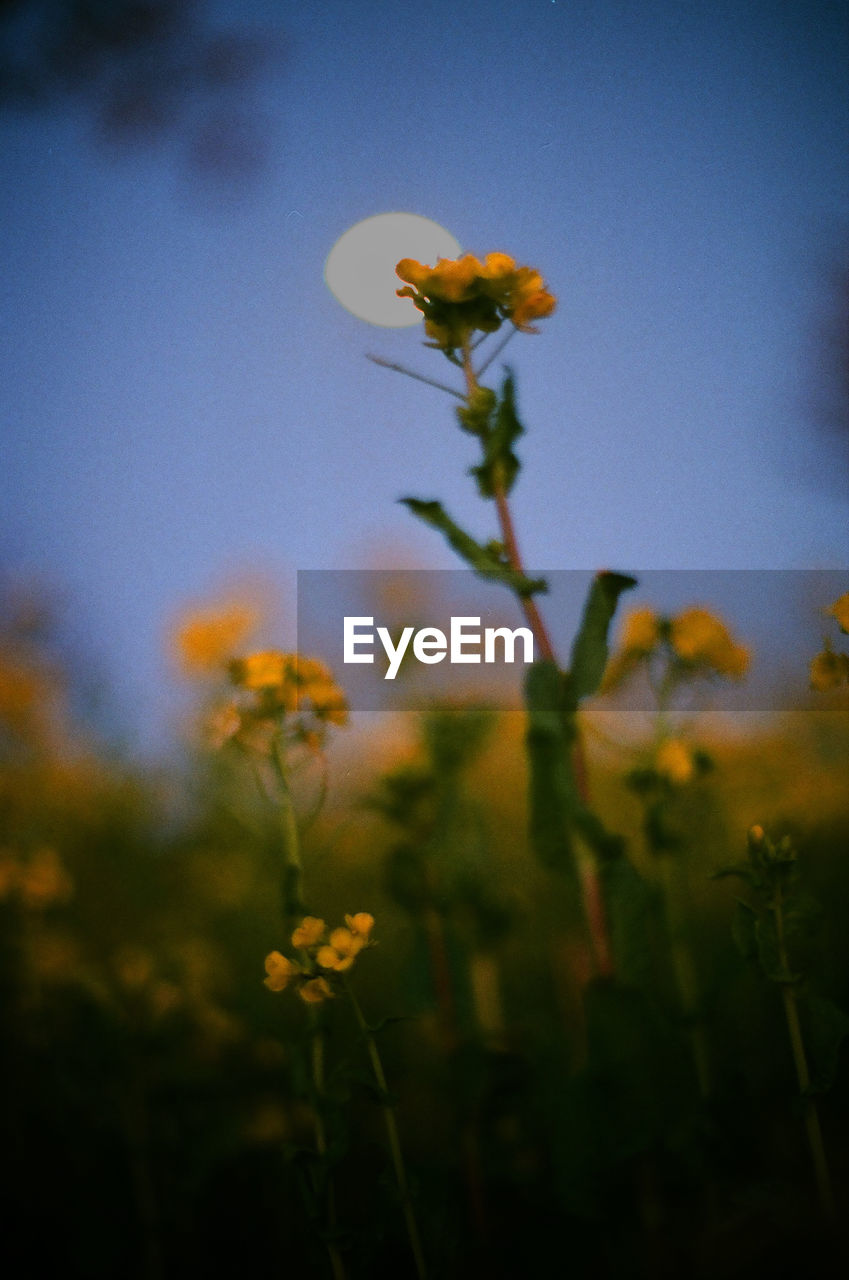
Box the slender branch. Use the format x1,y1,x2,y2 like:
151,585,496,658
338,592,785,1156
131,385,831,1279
310,1014,349,1280
474,324,517,378
774,879,835,1219
367,353,465,400
345,982,429,1280
460,342,613,978
271,732,306,929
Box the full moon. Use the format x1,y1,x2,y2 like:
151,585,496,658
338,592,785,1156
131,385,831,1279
324,213,461,327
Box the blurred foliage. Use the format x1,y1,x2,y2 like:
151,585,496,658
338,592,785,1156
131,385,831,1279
1,581,848,1276
0,0,285,180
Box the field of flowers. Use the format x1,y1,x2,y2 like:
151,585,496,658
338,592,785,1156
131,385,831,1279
2,251,847,1278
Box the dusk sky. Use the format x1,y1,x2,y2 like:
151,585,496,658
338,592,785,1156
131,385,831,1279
2,0,847,753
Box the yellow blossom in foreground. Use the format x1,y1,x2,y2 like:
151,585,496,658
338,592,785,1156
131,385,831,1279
174,605,258,675
298,976,335,1004
264,951,300,992
291,916,326,949
670,608,749,678
826,592,849,635
655,738,695,786
810,648,849,691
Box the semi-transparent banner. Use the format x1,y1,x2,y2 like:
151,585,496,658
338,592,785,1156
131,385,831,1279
296,570,849,712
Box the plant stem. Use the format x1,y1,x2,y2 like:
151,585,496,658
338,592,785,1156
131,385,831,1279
773,877,834,1219
310,1014,349,1280
345,981,429,1280
271,732,306,930
366,353,465,400
658,853,712,1099
460,343,614,979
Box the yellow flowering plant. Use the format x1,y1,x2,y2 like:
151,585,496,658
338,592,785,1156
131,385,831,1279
810,590,849,691
264,912,376,1003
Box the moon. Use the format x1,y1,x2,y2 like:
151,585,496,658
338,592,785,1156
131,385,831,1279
324,213,461,327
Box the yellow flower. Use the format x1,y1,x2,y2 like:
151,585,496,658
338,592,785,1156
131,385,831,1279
291,916,326,949
810,648,849,691
231,650,291,693
655,738,695,786
620,607,660,655
174,604,258,675
298,976,335,1004
317,926,366,972
826,592,849,635
18,846,73,909
344,912,375,940
670,608,749,678
263,951,300,992
396,253,485,303
395,251,556,349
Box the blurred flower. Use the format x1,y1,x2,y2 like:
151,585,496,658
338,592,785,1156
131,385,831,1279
204,701,243,749
655,738,695,786
18,846,73,909
174,604,258,675
621,607,661,655
291,916,326,948
264,950,300,992
229,650,349,727
810,647,849,691
670,608,749,678
113,945,155,991
826,591,849,634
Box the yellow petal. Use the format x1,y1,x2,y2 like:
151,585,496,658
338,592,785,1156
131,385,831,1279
298,977,335,1004
291,916,326,948
827,592,849,635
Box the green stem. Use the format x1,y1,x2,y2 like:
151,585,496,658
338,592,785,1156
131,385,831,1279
271,732,306,929
366,353,465,400
345,981,428,1280
460,342,613,978
310,1014,349,1280
773,878,835,1219
658,853,712,1099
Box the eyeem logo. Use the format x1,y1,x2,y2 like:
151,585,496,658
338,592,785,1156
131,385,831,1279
344,616,535,680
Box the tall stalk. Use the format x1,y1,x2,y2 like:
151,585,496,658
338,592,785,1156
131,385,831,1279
344,980,429,1280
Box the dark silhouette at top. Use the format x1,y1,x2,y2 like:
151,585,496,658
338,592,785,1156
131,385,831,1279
0,0,285,180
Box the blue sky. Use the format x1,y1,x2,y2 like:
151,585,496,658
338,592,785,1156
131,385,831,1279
2,0,847,752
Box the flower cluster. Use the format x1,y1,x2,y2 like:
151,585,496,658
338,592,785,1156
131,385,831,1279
810,591,849,692
264,913,375,1005
604,604,750,691
174,606,348,749
395,252,556,353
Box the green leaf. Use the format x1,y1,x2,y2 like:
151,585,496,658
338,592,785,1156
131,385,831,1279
399,497,547,596
456,384,496,435
711,862,760,887
470,370,523,498
568,571,638,703
523,660,578,876
523,661,625,875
